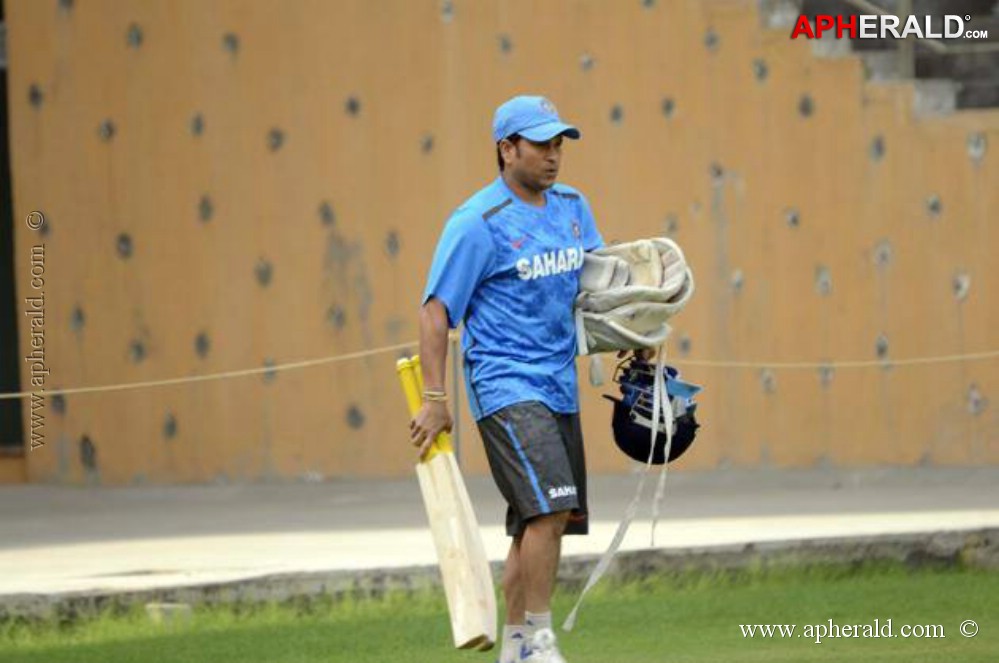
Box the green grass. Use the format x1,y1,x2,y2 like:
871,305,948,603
1,561,996,662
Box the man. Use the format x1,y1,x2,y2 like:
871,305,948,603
409,95,601,663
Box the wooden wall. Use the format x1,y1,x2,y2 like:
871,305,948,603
5,0,996,485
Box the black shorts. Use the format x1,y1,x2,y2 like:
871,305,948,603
477,401,588,538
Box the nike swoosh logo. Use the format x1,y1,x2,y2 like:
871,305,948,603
511,237,526,249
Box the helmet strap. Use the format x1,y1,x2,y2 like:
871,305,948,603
563,342,671,633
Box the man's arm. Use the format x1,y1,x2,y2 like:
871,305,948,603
418,298,449,392
410,212,494,456
409,298,453,457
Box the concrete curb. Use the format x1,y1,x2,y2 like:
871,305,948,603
2,528,995,623
559,527,999,585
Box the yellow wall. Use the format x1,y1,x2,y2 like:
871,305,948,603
5,0,996,485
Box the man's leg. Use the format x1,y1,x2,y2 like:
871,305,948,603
503,535,525,624
477,403,581,660
519,511,570,614
499,536,526,663
501,513,569,662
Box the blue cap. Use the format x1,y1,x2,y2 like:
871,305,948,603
492,95,581,143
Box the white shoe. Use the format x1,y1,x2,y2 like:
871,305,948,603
520,628,567,662
498,631,525,663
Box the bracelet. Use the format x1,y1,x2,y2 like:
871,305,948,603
423,390,448,402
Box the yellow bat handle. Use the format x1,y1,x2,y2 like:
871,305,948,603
396,355,453,462
412,355,426,393
396,358,421,413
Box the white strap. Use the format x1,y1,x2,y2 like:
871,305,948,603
574,307,590,356
563,345,669,632
650,370,674,547
588,355,606,387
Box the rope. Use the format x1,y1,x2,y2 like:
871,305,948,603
2,342,996,401
0,341,416,401
672,349,999,370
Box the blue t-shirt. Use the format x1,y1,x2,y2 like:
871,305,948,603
422,176,604,420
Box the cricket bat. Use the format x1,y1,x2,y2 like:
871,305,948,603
396,355,497,650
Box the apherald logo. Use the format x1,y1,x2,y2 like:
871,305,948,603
790,14,988,41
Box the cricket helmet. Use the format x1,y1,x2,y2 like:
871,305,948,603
604,357,702,464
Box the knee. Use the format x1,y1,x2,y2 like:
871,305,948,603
527,510,572,538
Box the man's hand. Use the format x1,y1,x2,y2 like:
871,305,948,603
410,401,454,458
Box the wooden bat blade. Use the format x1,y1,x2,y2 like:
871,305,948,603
417,453,497,650
441,452,497,649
